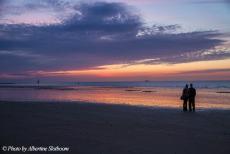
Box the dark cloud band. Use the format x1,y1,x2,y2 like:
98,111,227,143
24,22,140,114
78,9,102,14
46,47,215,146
0,1,228,75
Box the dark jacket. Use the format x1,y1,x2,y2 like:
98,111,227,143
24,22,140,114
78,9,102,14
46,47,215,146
182,88,189,100
189,87,196,98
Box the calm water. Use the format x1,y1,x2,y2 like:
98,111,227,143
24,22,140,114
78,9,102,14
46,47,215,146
5,80,230,88
0,81,230,109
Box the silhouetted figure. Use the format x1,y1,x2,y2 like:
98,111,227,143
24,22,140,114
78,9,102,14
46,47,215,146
188,83,196,112
37,79,40,88
181,84,189,111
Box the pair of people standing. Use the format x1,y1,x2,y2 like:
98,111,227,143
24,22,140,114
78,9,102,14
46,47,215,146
181,84,196,112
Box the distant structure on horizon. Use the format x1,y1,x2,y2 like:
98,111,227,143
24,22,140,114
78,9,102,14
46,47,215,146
37,79,40,87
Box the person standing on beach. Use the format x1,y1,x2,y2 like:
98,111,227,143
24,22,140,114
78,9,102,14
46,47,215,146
181,84,189,111
188,83,196,112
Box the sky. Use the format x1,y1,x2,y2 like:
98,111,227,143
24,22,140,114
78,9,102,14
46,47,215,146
0,0,230,82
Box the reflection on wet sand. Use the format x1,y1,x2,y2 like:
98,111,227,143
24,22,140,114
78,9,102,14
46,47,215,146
0,86,230,109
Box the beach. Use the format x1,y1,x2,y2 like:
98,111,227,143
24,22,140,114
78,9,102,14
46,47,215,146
1,101,230,154
1,84,230,109
1,0,230,153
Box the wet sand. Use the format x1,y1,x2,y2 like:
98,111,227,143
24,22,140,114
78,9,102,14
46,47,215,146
0,101,230,154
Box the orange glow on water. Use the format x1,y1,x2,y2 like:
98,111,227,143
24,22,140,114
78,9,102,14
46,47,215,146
1,87,230,109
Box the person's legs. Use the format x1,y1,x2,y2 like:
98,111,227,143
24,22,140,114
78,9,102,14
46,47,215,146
183,99,187,111
192,98,195,112
189,99,192,111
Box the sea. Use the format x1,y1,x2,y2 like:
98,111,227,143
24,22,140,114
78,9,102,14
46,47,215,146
0,81,230,110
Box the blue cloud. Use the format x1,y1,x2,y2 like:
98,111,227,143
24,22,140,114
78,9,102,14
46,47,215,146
0,1,228,74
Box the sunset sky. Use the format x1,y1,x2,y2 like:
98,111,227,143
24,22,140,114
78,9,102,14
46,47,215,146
0,0,230,81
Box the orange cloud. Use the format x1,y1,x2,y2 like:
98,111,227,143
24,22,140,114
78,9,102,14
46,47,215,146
24,59,230,81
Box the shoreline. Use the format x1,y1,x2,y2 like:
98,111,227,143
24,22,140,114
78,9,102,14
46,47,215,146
0,100,230,111
1,101,230,154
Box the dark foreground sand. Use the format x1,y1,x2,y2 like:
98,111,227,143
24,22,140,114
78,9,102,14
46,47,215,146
0,101,230,154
